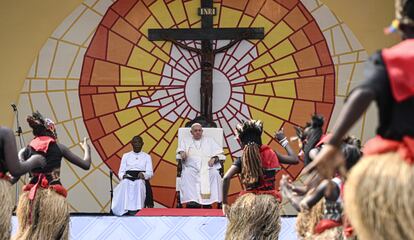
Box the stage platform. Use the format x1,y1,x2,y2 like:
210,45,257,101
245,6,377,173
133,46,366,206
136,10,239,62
11,209,298,240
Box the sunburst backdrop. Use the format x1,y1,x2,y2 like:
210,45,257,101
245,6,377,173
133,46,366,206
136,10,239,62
13,0,374,214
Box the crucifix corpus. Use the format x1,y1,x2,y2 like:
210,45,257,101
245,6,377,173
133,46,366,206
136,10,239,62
149,0,264,125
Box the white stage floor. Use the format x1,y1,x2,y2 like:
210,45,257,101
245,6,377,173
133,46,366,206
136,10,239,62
11,215,298,240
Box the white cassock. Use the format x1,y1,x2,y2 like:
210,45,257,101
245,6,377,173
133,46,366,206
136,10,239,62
177,136,225,205
111,151,153,216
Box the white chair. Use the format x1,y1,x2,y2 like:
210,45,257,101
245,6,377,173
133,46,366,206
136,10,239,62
175,127,224,208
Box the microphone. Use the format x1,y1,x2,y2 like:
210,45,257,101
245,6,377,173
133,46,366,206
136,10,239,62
11,103,17,112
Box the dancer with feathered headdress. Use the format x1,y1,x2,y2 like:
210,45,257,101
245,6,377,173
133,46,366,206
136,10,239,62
222,120,298,240
13,111,91,240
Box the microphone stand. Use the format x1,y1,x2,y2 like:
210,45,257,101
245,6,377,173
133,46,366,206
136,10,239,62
109,170,114,214
11,104,25,207
12,104,24,148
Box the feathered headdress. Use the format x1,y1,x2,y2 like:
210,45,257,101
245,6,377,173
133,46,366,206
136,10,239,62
235,120,264,188
235,120,263,145
27,111,57,139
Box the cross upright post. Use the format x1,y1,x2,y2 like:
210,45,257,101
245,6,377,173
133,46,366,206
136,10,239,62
149,0,264,124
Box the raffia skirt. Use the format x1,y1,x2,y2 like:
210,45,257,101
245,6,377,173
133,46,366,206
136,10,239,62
296,198,325,240
0,179,13,240
13,187,69,240
225,193,281,240
312,226,344,240
344,152,414,240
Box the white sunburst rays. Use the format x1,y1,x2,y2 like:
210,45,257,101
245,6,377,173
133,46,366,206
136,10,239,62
212,39,259,157
126,39,259,156
126,42,196,122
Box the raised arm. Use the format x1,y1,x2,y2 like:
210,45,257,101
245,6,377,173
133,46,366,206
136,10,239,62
1,127,45,177
59,137,91,170
302,88,374,180
328,88,374,148
303,53,385,180
274,129,299,165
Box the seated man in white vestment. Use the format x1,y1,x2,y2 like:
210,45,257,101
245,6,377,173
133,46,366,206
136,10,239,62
111,135,153,216
176,123,225,208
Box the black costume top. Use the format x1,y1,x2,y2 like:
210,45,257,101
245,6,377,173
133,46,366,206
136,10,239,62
356,41,414,140
25,138,63,185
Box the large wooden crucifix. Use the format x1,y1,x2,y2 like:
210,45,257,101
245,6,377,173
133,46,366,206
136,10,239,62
149,0,264,124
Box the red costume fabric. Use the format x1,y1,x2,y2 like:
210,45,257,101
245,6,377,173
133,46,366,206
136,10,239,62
342,215,355,238
382,39,414,102
240,145,282,201
0,172,10,181
23,174,67,200
260,145,280,169
29,136,56,154
315,134,332,148
23,173,67,224
363,135,414,164
314,219,342,234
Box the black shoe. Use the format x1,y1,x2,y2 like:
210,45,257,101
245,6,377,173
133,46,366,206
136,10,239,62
127,210,138,216
186,202,201,208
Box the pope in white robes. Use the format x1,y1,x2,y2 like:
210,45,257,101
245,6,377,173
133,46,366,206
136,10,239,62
177,123,225,206
111,136,153,216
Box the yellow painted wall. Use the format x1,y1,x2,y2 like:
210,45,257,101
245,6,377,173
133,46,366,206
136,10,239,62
0,0,399,126
0,0,83,126
323,0,400,52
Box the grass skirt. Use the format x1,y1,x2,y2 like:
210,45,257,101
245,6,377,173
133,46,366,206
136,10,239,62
296,199,325,239
344,152,414,240
0,179,13,240
13,188,69,240
312,226,344,240
225,193,281,240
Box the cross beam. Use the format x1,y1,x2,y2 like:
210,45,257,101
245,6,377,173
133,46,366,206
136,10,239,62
149,28,264,41
149,0,264,123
